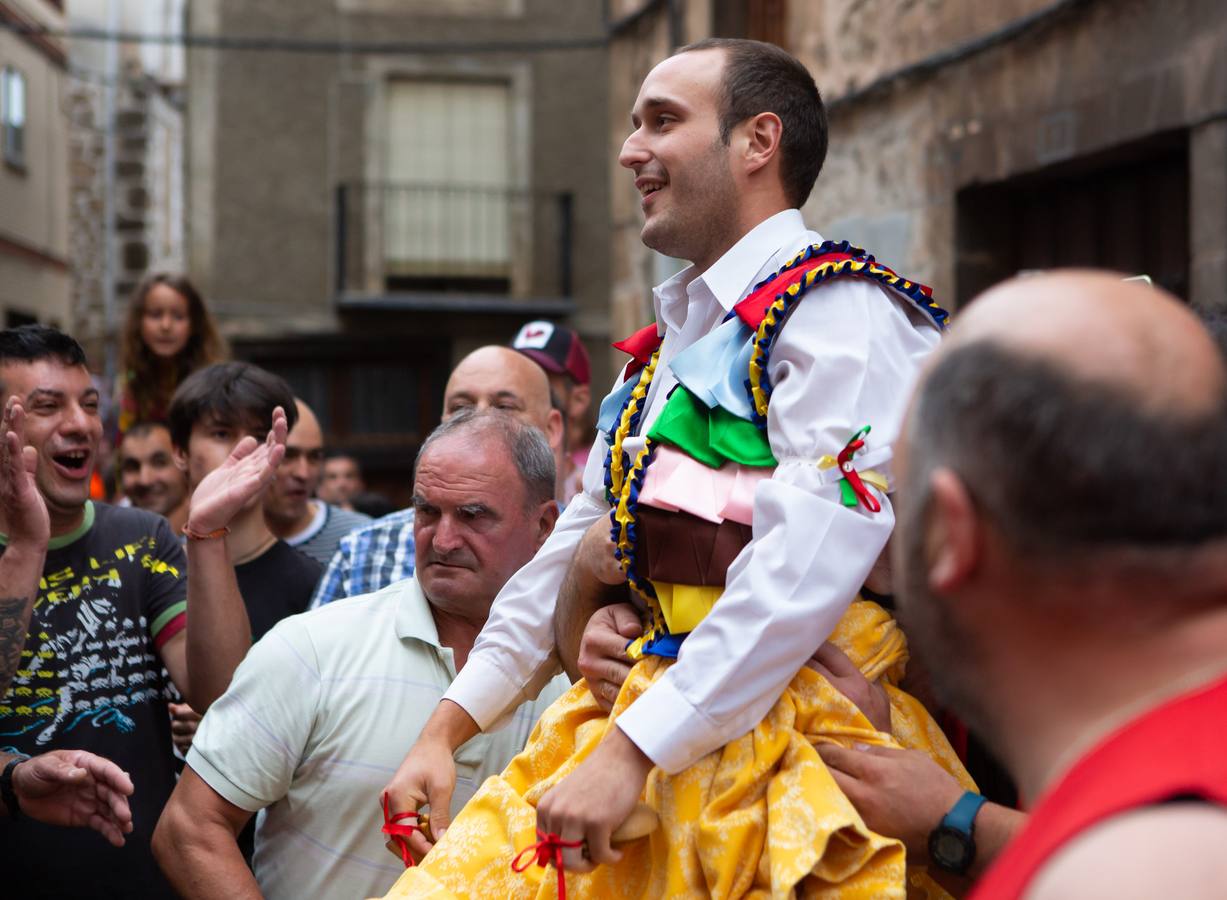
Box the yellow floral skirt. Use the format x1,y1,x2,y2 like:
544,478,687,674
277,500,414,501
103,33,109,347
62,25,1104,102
376,601,974,899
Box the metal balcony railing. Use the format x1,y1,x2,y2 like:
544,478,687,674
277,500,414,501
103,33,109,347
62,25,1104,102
335,181,573,308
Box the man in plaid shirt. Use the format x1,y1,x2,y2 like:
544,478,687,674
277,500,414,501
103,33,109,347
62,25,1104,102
311,345,563,608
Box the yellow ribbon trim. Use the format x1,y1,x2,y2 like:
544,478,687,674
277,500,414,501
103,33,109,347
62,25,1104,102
608,349,660,500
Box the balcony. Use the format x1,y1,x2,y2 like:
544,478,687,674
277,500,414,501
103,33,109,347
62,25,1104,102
334,181,574,315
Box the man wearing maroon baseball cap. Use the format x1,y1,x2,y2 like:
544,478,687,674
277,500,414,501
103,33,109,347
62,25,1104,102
512,320,593,501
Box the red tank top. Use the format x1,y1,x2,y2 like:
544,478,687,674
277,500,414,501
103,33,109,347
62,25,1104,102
970,672,1227,899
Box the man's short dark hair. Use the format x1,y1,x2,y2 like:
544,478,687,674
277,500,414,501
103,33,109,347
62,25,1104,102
167,361,298,450
0,324,88,369
907,341,1227,562
677,38,827,208
122,420,172,444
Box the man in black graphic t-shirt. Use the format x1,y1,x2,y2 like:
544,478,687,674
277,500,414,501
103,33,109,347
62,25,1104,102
1,503,187,898
0,326,288,898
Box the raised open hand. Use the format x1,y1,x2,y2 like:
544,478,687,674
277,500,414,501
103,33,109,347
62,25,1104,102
0,397,49,547
186,406,288,535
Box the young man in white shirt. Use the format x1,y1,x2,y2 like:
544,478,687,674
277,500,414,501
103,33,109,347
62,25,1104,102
381,38,962,898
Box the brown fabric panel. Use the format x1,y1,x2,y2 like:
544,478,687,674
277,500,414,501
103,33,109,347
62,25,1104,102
635,506,752,586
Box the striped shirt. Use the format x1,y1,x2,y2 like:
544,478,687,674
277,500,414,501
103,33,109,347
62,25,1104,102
286,502,372,567
188,577,568,900
309,507,416,608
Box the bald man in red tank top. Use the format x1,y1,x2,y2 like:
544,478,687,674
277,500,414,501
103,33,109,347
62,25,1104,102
879,271,1227,899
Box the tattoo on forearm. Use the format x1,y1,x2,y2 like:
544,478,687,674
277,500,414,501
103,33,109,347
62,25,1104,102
0,596,34,695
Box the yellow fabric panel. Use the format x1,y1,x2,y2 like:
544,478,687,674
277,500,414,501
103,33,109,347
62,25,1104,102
654,582,723,635
375,601,974,900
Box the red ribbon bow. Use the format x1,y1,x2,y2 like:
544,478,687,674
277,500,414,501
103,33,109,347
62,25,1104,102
612,324,663,381
381,792,423,868
836,426,882,513
511,829,585,900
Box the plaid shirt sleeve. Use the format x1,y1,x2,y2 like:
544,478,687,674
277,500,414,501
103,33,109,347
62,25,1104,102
309,509,417,608
310,531,362,608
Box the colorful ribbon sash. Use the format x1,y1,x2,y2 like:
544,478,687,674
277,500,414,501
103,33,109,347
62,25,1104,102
647,385,775,469
604,242,944,665
612,324,663,382
739,241,948,425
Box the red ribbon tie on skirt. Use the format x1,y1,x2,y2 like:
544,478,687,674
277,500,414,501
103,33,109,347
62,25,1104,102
512,829,585,900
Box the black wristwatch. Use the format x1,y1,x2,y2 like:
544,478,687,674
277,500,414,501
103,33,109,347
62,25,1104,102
1,757,24,818
928,790,986,875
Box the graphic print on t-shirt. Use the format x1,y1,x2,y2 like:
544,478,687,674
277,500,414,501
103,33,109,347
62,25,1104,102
0,505,186,752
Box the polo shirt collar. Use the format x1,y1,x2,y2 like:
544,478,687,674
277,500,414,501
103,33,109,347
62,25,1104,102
651,208,807,332
394,577,443,649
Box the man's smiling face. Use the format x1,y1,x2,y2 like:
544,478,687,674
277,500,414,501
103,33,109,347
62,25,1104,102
0,359,102,524
618,47,741,270
120,425,188,518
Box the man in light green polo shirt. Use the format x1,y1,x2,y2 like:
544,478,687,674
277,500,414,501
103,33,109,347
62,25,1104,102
152,410,567,900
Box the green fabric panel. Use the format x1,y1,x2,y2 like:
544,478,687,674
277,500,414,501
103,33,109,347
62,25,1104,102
648,387,776,468
708,403,776,467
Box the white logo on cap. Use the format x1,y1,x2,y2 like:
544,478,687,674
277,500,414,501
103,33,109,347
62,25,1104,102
514,321,555,350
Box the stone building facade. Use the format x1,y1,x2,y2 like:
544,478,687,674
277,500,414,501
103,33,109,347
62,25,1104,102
607,0,1227,344
187,0,611,497
67,0,186,374
0,0,70,329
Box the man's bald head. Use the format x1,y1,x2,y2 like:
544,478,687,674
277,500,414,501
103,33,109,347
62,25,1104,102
947,271,1226,417
442,346,561,449
900,270,1227,569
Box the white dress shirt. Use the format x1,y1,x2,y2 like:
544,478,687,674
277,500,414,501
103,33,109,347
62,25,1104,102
444,209,942,774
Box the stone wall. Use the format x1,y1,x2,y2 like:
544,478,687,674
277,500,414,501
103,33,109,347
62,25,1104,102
68,60,185,368
66,76,106,360
803,0,1227,310
0,7,71,330
606,0,1227,331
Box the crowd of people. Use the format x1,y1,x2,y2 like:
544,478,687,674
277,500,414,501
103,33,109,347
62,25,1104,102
0,36,1224,900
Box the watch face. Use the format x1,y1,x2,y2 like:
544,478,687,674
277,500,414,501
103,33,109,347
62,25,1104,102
932,827,972,870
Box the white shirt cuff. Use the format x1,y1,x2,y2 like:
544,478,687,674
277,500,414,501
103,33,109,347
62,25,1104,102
443,652,531,733
614,673,720,774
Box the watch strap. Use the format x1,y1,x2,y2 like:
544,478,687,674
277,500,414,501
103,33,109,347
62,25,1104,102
1,757,24,818
942,790,987,835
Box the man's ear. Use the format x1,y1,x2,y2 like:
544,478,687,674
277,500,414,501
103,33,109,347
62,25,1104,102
738,111,783,178
535,498,560,549
925,467,981,593
173,444,189,474
545,408,564,452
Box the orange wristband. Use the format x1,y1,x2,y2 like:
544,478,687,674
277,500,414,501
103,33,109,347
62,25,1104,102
182,523,230,541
